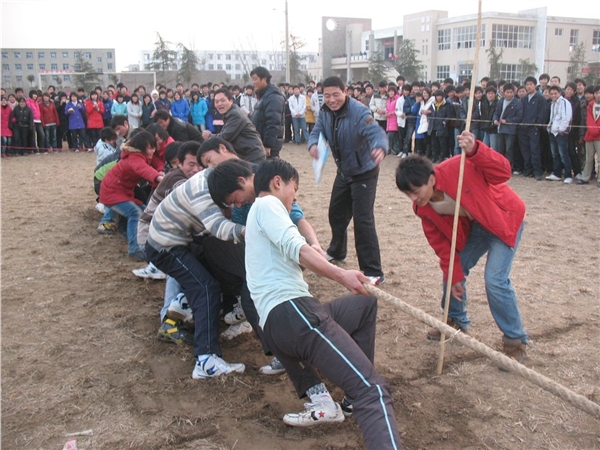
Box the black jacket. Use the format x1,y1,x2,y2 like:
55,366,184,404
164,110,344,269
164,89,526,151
219,104,266,164
167,117,204,143
252,84,285,154
9,104,33,129
480,98,498,133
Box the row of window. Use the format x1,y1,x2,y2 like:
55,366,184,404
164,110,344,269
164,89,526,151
2,51,113,59
2,74,73,83
3,63,114,71
436,63,529,82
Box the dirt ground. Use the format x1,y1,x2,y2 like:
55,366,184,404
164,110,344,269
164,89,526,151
1,145,599,450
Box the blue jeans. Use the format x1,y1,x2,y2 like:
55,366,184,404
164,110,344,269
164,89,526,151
291,116,307,143
403,121,416,154
496,133,517,170
108,201,143,256
1,136,11,155
483,132,498,151
161,276,182,322
45,124,57,149
549,133,572,178
441,222,528,343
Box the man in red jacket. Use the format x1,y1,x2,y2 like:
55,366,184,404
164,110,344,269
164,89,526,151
395,131,529,363
577,86,600,187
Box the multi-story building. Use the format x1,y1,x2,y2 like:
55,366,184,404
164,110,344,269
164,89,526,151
1,48,116,91
313,8,600,84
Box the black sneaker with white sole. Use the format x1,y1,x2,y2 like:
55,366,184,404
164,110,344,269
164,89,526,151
340,396,353,417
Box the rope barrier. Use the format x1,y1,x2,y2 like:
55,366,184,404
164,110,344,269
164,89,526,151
364,284,600,419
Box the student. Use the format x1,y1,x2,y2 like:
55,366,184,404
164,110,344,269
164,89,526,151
385,85,400,155
55,92,71,150
1,96,13,157
111,93,128,117
243,159,401,449
493,83,523,172
402,84,417,157
102,91,113,127
126,93,143,130
545,86,573,183
65,93,89,152
94,127,118,165
189,91,208,132
577,85,600,187
481,87,499,151
39,92,59,153
170,91,190,122
141,94,156,128
10,97,34,155
154,109,204,143
26,90,45,153
427,89,455,162
86,91,105,149
395,131,529,363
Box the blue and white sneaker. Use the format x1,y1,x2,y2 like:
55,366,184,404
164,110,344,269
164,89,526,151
192,354,245,379
167,293,194,325
259,356,286,375
132,263,166,280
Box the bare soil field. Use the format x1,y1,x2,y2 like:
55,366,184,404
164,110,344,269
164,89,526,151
1,146,599,450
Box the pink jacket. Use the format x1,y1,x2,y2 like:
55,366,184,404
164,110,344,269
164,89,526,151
1,104,13,137
386,94,399,131
26,98,41,121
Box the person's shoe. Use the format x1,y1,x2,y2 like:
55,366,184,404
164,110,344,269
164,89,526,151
366,275,385,286
166,293,194,325
192,354,245,379
87,148,94,152
224,301,246,325
95,203,106,214
427,317,467,341
545,174,561,181
534,174,543,181
157,318,194,345
220,321,253,340
399,152,408,158
597,181,600,188
326,253,346,263
132,263,166,280
74,149,80,153
259,356,286,375
340,396,353,417
283,402,345,427
577,179,589,185
502,336,527,364
512,170,521,175
96,222,116,235
563,177,573,184
575,173,583,180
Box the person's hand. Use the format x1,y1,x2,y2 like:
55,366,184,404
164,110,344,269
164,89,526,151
202,130,211,139
264,147,271,157
493,120,500,125
371,147,385,165
451,282,465,300
501,119,507,124
338,269,370,296
401,113,406,119
457,131,476,154
309,145,319,159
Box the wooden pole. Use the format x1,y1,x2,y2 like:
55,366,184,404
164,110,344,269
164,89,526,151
436,0,483,375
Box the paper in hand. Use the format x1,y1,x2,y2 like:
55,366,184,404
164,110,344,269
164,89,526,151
313,132,330,184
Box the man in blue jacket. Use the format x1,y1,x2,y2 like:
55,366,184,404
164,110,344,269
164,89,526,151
518,76,547,180
308,76,387,285
493,83,523,172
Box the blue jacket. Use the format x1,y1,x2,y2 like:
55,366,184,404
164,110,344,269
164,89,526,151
111,101,127,117
65,101,86,130
308,97,387,178
171,98,190,122
102,98,113,120
493,97,523,135
412,102,424,139
190,100,208,126
403,95,417,123
519,91,546,130
428,100,455,136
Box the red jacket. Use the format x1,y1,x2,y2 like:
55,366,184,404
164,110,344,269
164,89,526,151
1,104,13,137
39,101,59,127
150,136,172,172
414,141,526,284
85,99,105,129
584,101,600,142
99,144,160,206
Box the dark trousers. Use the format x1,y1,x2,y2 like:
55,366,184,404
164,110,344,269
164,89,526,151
88,128,101,148
70,128,89,149
284,115,293,142
568,134,582,176
146,244,222,357
518,127,542,176
31,122,46,151
13,126,30,153
496,133,517,170
328,169,382,277
263,295,401,450
430,131,448,162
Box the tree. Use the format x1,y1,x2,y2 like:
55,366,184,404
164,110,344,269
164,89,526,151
73,52,100,93
285,34,308,85
366,51,389,85
109,75,119,86
583,62,600,87
518,58,538,83
147,33,177,84
26,75,35,87
394,39,425,82
486,42,503,81
178,44,200,86
55,76,63,89
567,42,586,82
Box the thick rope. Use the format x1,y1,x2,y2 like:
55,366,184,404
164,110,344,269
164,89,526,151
364,284,600,419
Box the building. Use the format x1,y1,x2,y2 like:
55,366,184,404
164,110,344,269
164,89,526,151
1,48,116,91
314,8,600,84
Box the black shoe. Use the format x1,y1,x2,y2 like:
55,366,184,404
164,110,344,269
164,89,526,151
534,175,542,181
576,179,589,185
340,396,353,417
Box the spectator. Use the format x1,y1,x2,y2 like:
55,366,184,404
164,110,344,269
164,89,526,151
86,91,105,149
39,92,59,153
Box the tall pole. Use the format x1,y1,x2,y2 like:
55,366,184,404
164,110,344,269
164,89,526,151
285,0,290,83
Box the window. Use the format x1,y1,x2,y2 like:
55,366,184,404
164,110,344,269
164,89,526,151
261,59,267,65
106,51,113,58
226,64,232,70
96,68,103,74
458,63,473,82
97,56,102,63
226,54,231,60
27,64,34,70
51,75,58,81
2,64,9,71
64,75,70,82
438,29,451,50
499,64,519,82
235,54,240,60
14,52,21,59
107,63,113,70
217,64,222,70
51,63,58,70
593,30,600,53
436,65,450,81
74,52,80,59
365,40,369,51
38,52,45,58
454,25,477,49
39,64,45,70
217,54,222,60
74,64,81,71
492,24,534,49
63,63,70,70
2,51,8,59
3,75,11,83
208,53,214,59
235,64,241,70
422,39,429,56
570,29,579,51
208,64,214,70
50,52,56,59
555,28,563,36
15,64,22,71
84,52,92,59
63,51,69,58
16,75,23,82
26,52,33,59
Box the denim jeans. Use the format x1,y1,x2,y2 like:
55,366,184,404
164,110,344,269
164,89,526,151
1,136,11,155
45,125,57,149
496,133,517,170
517,128,542,176
387,130,399,154
32,122,46,151
108,201,143,255
403,121,416,154
161,275,182,322
549,133,572,178
441,221,528,344
453,128,462,156
291,116,307,143
483,132,498,151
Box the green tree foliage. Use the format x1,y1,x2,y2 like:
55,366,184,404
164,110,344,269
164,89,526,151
178,44,200,86
487,42,503,81
285,34,308,85
583,62,600,86
394,39,425,82
26,75,35,87
147,33,177,83
366,51,389,85
568,42,586,82
73,52,100,93
518,58,538,83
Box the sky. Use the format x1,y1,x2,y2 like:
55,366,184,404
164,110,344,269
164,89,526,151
1,0,594,72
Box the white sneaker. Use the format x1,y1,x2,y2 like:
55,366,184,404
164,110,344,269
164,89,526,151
132,263,166,280
564,177,573,184
575,173,583,180
167,293,194,324
220,321,253,340
95,203,106,214
545,174,561,181
192,354,245,379
366,275,385,286
224,301,246,325
259,356,286,375
283,402,345,427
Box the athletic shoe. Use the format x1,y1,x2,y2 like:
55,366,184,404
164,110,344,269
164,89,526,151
399,152,408,158
132,263,166,280
326,253,346,263
87,148,94,152
366,275,385,286
283,402,345,427
512,170,521,175
167,293,194,325
224,302,246,325
259,356,286,375
340,396,353,417
577,179,589,185
96,222,116,235
95,203,106,214
220,321,253,340
74,149,80,153
575,173,583,180
545,174,561,181
157,318,194,346
192,354,245,379
563,177,573,184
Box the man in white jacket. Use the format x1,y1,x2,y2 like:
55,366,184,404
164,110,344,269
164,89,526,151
546,85,574,183
288,86,307,144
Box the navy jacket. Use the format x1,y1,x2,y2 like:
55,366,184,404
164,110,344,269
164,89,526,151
493,98,523,135
519,91,546,130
